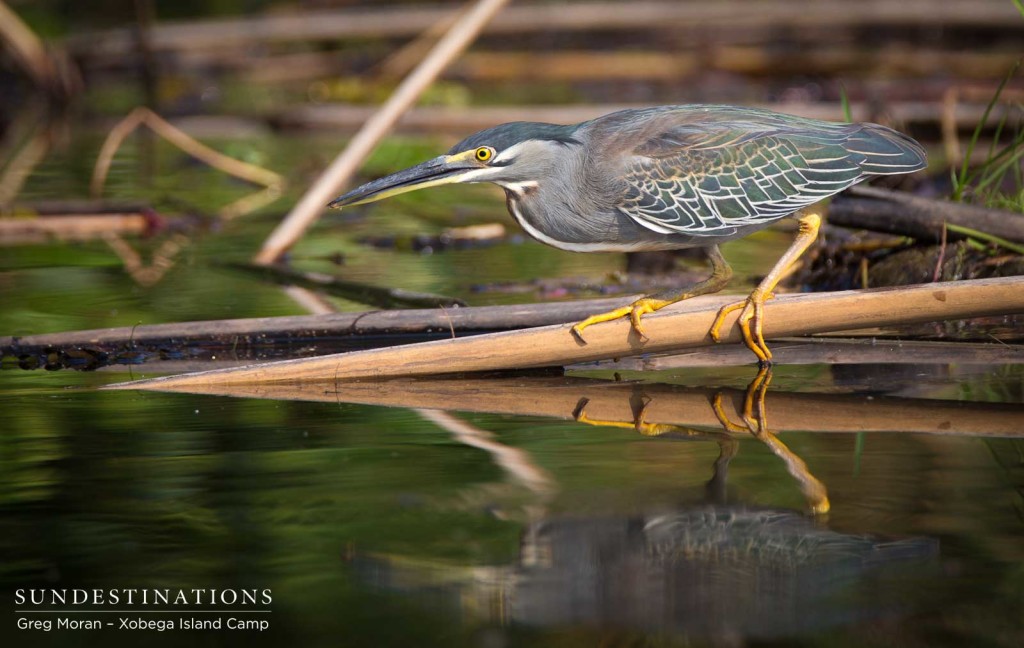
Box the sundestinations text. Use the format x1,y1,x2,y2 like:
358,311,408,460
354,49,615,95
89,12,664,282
15,588,272,606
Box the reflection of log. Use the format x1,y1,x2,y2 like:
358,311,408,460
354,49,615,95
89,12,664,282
101,374,1024,438
275,102,1005,134
829,186,1024,244
105,275,1024,389
65,1,1022,56
0,213,153,244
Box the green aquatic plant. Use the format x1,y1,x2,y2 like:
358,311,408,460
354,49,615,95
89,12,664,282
950,60,1024,211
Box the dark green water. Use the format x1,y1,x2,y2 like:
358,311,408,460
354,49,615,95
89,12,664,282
2,132,1023,646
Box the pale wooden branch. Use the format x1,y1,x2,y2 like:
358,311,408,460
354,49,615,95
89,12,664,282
90,107,284,220
104,275,1024,389
569,337,1023,371
252,0,511,264
0,1,57,90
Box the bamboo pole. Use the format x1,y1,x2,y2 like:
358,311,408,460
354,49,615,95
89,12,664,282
253,0,511,264
103,276,1024,389
569,337,1024,371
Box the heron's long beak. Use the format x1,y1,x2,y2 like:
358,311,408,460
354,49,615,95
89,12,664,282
327,154,481,209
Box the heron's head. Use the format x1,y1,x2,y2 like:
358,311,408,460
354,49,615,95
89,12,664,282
327,122,580,208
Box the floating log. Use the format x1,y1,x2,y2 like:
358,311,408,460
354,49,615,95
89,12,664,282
103,374,1024,439
103,275,1024,389
829,185,1024,244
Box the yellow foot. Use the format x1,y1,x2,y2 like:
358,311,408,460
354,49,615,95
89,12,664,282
571,297,664,343
708,292,775,363
721,366,830,516
572,396,672,436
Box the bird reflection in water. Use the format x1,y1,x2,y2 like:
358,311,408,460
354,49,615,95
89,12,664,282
350,368,938,640
573,365,829,514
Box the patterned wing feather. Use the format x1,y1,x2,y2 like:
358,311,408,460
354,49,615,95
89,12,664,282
615,109,926,237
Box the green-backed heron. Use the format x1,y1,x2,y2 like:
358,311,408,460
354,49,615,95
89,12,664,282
329,105,926,361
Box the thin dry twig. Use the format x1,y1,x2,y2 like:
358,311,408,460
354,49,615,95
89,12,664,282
90,107,284,220
253,0,511,265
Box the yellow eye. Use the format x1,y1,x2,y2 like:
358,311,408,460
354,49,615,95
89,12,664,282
475,147,494,162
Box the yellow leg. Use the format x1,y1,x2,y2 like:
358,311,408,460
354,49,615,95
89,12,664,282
572,245,732,342
573,396,682,437
714,366,830,515
708,212,822,364
573,396,732,443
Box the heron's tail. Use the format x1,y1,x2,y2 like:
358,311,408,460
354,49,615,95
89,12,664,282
849,124,927,175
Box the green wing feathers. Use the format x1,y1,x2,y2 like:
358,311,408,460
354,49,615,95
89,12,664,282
844,123,927,175
615,108,926,236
